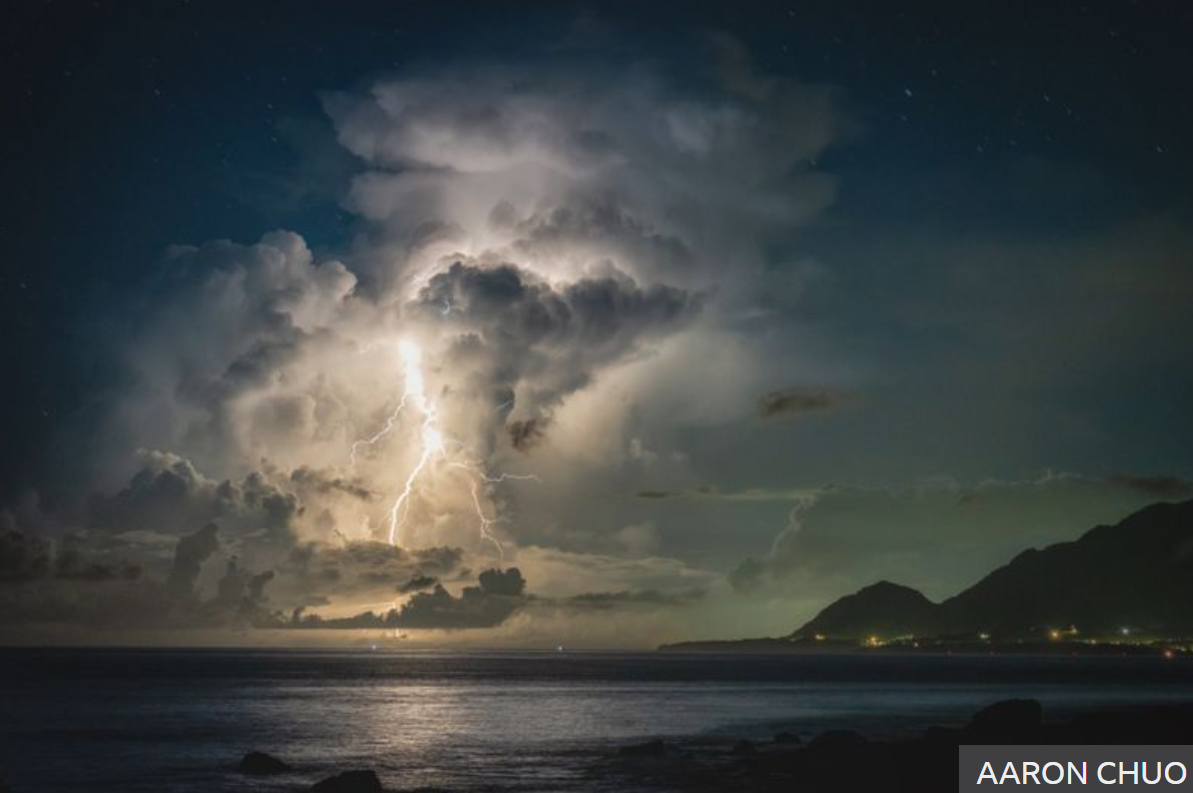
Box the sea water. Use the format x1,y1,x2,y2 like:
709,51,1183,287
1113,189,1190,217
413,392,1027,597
2,649,1192,792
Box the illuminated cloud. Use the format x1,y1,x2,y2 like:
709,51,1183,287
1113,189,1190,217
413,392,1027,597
394,567,527,629
11,25,1189,651
410,259,700,450
277,568,528,631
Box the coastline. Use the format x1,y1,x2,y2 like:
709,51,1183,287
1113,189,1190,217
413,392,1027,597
600,699,1193,793
658,638,1189,657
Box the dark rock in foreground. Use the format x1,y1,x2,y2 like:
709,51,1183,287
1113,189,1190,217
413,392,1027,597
963,697,1042,741
607,699,1193,792
618,739,668,758
772,731,800,744
237,751,291,775
310,769,383,792
807,729,867,752
731,739,756,755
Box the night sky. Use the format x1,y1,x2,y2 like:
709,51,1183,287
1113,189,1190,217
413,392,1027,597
2,0,1192,646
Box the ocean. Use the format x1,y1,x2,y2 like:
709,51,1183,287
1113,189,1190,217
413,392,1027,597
2,649,1192,792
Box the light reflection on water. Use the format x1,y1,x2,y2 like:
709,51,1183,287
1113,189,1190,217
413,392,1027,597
2,649,1192,792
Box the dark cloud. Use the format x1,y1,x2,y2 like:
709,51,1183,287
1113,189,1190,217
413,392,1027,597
507,418,546,452
391,567,527,629
89,453,299,539
280,541,463,599
208,557,275,624
277,568,527,631
562,588,706,610
54,547,141,582
474,567,525,596
0,530,52,582
280,608,392,630
166,523,220,601
633,485,734,500
1105,474,1193,500
418,261,698,348
288,466,375,501
757,387,850,419
412,260,700,449
0,531,141,584
0,521,276,633
397,574,439,594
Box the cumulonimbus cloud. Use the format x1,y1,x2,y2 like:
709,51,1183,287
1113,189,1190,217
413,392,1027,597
4,35,852,643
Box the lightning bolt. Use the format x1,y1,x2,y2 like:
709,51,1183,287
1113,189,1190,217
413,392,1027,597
384,340,443,546
349,393,409,467
469,482,505,562
355,339,538,554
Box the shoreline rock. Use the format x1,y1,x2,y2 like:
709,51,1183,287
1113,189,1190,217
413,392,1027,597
611,699,1193,792
310,769,384,792
237,751,291,775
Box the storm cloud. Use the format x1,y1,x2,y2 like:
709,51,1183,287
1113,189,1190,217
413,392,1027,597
395,567,527,629
0,530,52,582
7,14,1189,651
165,523,220,601
280,567,527,631
90,452,299,539
276,541,464,602
411,259,700,448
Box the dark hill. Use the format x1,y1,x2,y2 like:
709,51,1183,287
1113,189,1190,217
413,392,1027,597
792,499,1193,640
794,581,940,639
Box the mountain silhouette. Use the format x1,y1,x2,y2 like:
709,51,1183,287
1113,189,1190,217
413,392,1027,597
792,581,939,639
794,499,1193,640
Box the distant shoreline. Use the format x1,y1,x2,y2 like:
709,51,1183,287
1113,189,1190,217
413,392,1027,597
658,638,1188,657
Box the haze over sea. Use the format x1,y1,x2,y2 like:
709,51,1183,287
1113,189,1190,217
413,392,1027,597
2,649,1192,792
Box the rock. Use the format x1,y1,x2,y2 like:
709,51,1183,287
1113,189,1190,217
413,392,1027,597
310,769,383,792
618,739,668,758
964,699,1042,739
920,725,961,744
0,777,12,793
237,751,291,775
773,731,801,745
731,739,756,755
807,729,868,753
